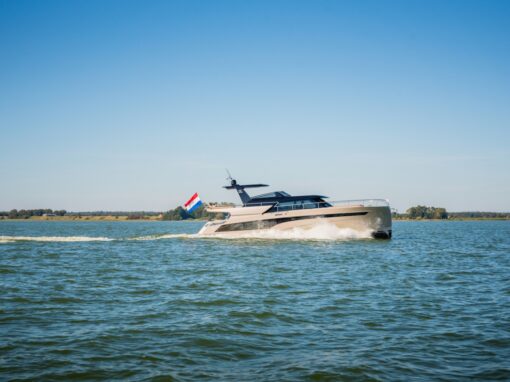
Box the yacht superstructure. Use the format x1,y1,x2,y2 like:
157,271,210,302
198,177,392,239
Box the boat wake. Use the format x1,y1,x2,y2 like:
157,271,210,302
0,224,371,244
0,236,113,243
212,223,373,241
0,234,195,243
128,233,198,241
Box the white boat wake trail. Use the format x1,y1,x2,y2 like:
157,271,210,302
1,224,371,243
0,236,113,243
0,234,193,243
128,234,198,241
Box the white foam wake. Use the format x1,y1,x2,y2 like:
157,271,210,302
209,223,373,241
0,236,113,243
0,234,198,244
0,224,372,243
128,233,198,241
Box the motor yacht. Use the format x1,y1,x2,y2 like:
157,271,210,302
198,177,392,239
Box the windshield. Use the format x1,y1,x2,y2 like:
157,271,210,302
251,191,291,199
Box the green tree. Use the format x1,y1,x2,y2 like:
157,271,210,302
406,205,448,219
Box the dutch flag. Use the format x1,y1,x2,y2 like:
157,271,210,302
184,192,203,213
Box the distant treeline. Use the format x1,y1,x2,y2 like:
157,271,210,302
448,211,510,219
3,206,508,221
0,205,232,220
405,205,448,219
0,209,67,219
393,206,510,220
77,211,161,218
161,204,234,221
0,209,164,219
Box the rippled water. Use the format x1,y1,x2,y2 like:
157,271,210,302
1,221,509,381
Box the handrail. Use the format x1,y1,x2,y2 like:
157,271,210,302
244,201,276,207
271,202,329,212
241,198,389,211
330,199,389,207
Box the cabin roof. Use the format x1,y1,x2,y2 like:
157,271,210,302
246,193,328,205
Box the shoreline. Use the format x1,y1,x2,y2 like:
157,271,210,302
0,216,160,222
0,217,508,222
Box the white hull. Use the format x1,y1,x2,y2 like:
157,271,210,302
199,203,392,239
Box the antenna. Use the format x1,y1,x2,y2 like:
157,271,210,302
225,169,236,186
222,171,268,204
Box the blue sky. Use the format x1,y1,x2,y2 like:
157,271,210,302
1,0,509,212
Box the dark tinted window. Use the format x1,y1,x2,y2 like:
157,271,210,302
251,191,291,199
270,199,329,212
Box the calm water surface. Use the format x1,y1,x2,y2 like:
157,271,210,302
1,221,509,381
